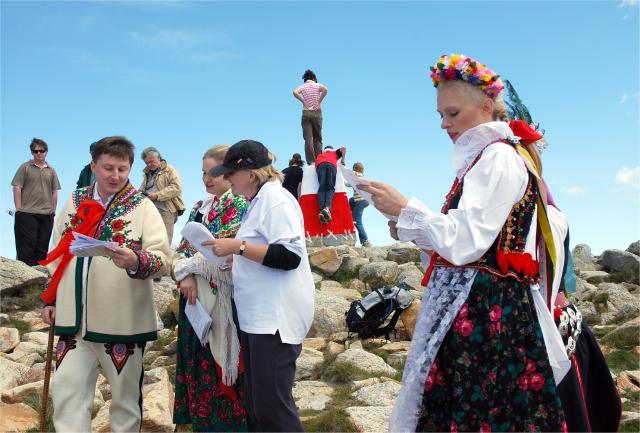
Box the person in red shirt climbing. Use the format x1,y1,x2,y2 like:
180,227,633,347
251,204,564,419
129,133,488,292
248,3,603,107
315,145,346,224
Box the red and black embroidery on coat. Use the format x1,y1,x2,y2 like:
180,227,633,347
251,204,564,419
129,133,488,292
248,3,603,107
55,334,77,367
104,342,144,375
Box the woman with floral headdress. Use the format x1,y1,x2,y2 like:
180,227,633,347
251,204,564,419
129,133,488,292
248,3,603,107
171,144,249,432
361,54,569,432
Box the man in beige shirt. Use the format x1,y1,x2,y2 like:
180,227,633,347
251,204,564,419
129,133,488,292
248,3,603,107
11,138,61,265
138,146,185,245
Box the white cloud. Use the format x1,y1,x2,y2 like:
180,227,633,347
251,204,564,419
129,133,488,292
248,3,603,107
620,92,640,103
130,28,227,50
129,27,236,63
561,186,590,196
618,0,638,7
616,166,640,188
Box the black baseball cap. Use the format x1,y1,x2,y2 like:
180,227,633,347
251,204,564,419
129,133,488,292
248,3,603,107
208,139,272,177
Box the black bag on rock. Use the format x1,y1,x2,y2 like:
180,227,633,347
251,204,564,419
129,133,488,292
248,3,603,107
345,283,414,340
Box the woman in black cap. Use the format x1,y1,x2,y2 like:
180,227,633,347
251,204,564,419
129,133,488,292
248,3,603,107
204,140,315,432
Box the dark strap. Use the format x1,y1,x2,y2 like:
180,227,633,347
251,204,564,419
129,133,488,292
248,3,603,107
375,304,405,340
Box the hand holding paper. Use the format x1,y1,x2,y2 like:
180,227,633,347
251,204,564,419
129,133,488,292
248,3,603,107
180,222,228,268
70,232,119,257
202,238,241,257
338,165,404,221
184,299,212,345
358,181,409,219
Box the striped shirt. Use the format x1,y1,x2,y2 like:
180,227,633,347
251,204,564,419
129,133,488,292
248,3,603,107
296,80,326,111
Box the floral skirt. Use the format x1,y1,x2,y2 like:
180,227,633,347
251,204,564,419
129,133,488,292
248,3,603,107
173,295,248,432
416,272,566,432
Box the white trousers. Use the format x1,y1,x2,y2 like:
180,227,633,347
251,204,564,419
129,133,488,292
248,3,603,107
51,335,145,432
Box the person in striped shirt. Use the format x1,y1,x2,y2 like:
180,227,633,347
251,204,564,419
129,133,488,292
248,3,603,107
293,69,328,164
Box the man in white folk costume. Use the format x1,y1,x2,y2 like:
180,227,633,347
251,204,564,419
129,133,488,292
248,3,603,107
40,136,170,432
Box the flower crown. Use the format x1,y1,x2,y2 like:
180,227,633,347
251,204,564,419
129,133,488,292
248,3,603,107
430,54,504,99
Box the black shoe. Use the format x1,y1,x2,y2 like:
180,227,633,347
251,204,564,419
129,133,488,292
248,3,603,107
321,207,332,222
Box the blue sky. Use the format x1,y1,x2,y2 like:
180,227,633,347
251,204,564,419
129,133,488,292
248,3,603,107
1,0,638,259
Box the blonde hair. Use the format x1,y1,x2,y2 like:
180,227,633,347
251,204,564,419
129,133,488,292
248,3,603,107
248,152,283,185
522,143,543,175
352,162,364,173
438,80,508,121
203,144,230,162
438,80,541,172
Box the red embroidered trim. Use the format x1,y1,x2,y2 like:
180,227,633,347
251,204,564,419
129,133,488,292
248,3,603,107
572,356,593,432
421,252,439,286
429,258,541,285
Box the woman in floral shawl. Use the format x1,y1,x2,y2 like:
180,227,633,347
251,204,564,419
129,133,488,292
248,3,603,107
172,145,250,432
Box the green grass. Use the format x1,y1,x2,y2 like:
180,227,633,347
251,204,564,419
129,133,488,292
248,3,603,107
609,268,640,285
592,291,609,304
25,395,54,433
586,276,607,285
622,387,640,412
604,350,640,373
2,284,46,312
367,348,390,363
332,268,358,285
620,418,640,433
159,309,178,330
393,365,405,382
314,360,390,384
602,326,640,350
300,384,360,432
302,408,357,432
149,334,175,352
0,316,31,335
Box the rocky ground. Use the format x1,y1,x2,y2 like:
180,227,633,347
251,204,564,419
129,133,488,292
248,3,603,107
0,241,638,432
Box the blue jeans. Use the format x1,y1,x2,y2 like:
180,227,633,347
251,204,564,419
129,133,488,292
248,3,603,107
317,163,336,211
349,197,369,244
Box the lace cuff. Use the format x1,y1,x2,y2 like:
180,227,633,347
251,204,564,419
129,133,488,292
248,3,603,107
397,197,435,251
174,252,217,282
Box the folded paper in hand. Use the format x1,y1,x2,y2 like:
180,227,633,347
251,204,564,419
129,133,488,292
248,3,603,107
185,299,212,344
339,165,398,222
70,232,119,257
180,222,228,268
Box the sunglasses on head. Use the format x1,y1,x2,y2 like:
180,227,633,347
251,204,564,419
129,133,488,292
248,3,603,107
32,149,47,154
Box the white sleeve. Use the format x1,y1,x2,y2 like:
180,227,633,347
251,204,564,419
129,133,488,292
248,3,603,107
397,143,529,266
257,202,305,258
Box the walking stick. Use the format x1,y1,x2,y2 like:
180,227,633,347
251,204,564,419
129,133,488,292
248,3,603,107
40,322,55,432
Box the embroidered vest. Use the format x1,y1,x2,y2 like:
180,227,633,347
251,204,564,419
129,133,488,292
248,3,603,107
432,142,541,284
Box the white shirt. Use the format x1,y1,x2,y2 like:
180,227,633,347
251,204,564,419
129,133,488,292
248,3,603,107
232,180,315,344
397,122,535,267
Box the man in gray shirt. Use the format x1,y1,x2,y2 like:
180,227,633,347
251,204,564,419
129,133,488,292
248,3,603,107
11,138,61,265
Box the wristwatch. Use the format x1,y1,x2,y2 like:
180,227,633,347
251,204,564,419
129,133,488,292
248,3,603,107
238,240,247,256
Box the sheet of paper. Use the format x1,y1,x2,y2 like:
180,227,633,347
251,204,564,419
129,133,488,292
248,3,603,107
184,299,212,344
70,232,119,257
339,165,398,222
180,221,228,268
